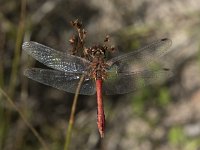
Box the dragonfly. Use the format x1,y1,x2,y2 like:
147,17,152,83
22,38,172,138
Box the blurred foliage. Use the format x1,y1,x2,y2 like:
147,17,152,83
168,126,186,145
158,87,170,105
131,86,171,115
114,25,152,52
168,127,200,150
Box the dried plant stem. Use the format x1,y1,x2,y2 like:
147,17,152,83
8,0,26,96
64,75,85,150
0,88,49,150
0,32,5,87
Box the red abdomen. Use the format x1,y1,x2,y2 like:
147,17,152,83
96,79,105,138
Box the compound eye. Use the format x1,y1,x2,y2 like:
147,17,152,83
96,51,100,55
91,49,95,53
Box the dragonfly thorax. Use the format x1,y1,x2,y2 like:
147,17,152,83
86,45,109,80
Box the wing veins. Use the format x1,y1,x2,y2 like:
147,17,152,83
22,41,90,73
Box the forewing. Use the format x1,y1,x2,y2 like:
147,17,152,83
22,41,90,73
107,38,172,72
24,68,96,95
103,69,173,95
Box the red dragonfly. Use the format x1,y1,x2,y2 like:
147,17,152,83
23,38,172,138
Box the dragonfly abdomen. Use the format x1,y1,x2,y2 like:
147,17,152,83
96,79,105,138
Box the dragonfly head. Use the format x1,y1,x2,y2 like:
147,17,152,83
87,45,106,60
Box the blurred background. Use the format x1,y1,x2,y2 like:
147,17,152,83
1,0,200,150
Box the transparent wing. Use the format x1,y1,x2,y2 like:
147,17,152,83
106,38,172,72
24,68,96,95
103,68,173,95
22,41,90,73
